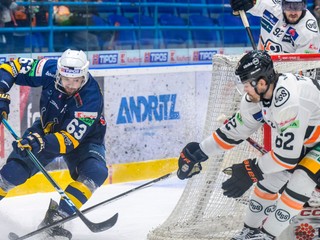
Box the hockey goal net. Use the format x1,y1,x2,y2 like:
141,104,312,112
147,53,320,240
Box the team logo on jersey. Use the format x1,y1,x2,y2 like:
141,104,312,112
263,39,283,53
274,87,290,107
306,19,318,33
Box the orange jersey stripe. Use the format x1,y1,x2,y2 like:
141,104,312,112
213,132,234,150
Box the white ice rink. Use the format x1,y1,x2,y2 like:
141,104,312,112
0,174,186,240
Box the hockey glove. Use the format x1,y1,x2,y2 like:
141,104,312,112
12,132,45,157
177,142,208,180
0,93,10,122
222,158,263,198
230,0,255,15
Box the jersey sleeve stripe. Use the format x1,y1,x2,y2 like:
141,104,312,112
304,125,320,145
270,150,296,169
0,64,14,76
54,132,67,153
213,132,234,150
61,130,79,148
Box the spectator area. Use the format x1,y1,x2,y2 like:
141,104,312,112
0,0,315,53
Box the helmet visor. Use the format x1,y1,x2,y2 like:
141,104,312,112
234,74,260,95
282,1,306,11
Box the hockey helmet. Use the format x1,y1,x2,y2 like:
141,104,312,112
235,50,276,87
56,49,90,94
282,0,306,11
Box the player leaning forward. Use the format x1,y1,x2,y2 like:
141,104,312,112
0,49,108,239
177,50,320,239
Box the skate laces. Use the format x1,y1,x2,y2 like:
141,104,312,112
232,227,262,239
232,227,273,240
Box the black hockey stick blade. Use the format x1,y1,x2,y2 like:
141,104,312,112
75,209,118,232
8,213,118,240
7,171,175,240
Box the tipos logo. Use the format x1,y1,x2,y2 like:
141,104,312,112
249,200,263,213
275,209,290,222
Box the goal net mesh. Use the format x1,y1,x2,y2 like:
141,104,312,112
147,53,320,240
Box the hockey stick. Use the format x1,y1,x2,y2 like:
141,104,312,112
8,171,176,240
239,10,257,50
2,119,118,233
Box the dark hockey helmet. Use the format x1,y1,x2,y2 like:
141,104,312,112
282,0,306,12
235,50,276,87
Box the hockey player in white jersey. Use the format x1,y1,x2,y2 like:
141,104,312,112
177,50,320,239
230,0,320,53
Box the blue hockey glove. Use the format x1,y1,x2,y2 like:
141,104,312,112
177,142,208,180
0,93,10,122
222,158,263,198
12,133,45,157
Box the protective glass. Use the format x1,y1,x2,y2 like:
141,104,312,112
282,2,306,11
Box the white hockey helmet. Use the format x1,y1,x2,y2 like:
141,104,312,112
56,49,90,94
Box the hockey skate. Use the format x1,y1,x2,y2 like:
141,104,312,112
38,199,72,240
231,226,275,240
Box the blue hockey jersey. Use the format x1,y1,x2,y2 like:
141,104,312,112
0,57,106,155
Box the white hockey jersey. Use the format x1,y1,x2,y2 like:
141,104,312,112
200,73,320,175
248,0,320,53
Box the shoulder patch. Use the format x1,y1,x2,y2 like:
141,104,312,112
35,59,47,77
253,111,263,121
274,87,290,107
306,19,318,33
75,111,98,126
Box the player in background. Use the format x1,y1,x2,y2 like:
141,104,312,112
230,0,320,53
0,49,108,239
177,50,320,239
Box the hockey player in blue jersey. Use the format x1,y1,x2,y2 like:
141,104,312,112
0,49,108,239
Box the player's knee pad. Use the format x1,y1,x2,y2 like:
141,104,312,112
0,159,30,187
286,169,317,198
258,171,291,193
77,159,108,187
